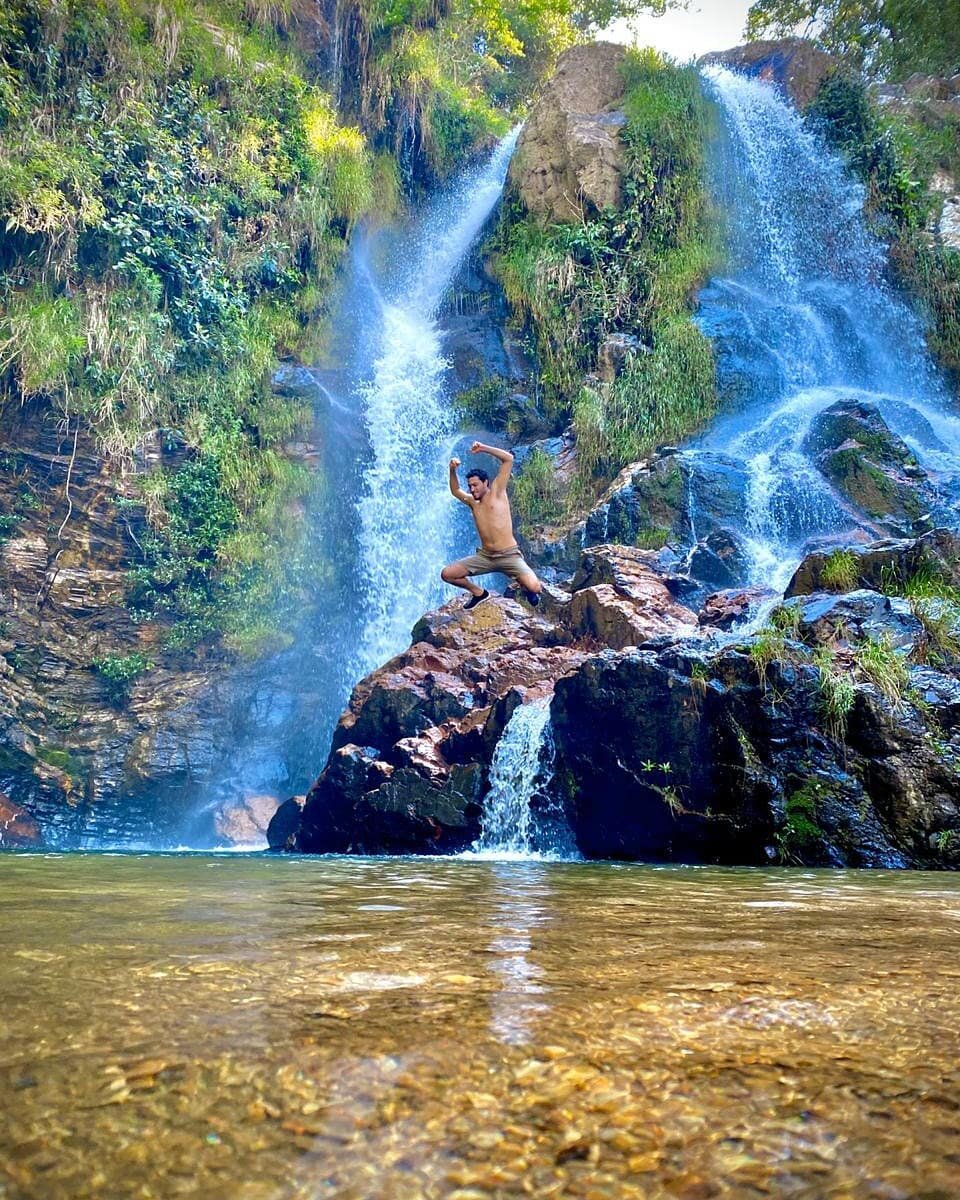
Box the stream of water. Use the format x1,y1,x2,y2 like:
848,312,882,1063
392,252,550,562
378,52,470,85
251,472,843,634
691,67,960,590
2,853,959,1200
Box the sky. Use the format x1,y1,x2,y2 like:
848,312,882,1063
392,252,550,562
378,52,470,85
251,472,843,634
604,0,754,62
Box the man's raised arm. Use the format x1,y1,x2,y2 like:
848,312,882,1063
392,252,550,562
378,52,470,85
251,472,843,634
449,457,472,504
470,441,514,490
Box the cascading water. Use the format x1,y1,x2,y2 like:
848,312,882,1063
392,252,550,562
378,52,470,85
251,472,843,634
691,66,960,590
176,132,520,847
353,127,521,674
469,698,576,860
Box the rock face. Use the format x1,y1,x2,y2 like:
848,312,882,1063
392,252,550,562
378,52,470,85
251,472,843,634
700,39,838,108
296,545,698,854
804,398,937,530
0,793,42,848
291,531,960,868
508,42,628,223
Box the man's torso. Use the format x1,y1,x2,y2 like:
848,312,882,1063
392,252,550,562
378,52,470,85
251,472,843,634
471,490,516,552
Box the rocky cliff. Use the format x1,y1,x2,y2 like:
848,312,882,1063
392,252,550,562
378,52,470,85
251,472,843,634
277,529,960,866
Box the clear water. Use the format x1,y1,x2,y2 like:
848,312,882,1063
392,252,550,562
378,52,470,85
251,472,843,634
693,67,960,590
2,853,959,1199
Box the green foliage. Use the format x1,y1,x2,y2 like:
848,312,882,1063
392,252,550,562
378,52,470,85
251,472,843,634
453,376,511,426
0,0,370,647
495,50,716,513
820,548,860,591
746,0,960,80
807,70,960,381
815,647,856,738
854,631,909,704
91,651,154,705
776,777,827,863
511,448,564,525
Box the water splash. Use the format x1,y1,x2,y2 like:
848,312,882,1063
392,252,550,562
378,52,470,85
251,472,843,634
469,698,575,860
692,66,960,590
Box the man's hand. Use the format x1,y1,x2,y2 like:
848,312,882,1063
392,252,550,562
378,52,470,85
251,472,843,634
449,457,461,470
469,441,483,454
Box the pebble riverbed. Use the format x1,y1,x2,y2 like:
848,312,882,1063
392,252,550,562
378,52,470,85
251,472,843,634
1,853,959,1199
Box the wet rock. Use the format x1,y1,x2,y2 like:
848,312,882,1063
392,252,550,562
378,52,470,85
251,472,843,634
596,333,643,382
214,794,280,846
512,427,577,484
785,529,960,597
266,796,305,851
0,792,42,848
700,39,839,109
550,644,915,867
804,399,935,529
509,43,628,223
687,530,750,589
700,587,777,629
788,590,923,652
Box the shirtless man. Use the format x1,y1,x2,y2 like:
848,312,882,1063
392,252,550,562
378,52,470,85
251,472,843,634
442,441,544,609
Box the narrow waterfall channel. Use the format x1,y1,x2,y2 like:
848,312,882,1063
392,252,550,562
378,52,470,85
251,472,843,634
354,127,521,672
690,66,960,590
470,698,576,860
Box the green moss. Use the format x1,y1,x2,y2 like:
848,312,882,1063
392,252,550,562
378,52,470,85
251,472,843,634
35,745,84,780
776,777,830,864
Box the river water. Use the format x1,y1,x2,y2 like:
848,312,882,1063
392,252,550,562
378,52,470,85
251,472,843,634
2,853,959,1199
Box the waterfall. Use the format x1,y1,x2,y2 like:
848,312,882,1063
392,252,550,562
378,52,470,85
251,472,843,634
354,127,521,673
692,66,960,590
470,698,575,860
175,132,520,847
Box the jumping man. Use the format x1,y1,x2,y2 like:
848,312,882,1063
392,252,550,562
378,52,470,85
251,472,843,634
442,441,544,610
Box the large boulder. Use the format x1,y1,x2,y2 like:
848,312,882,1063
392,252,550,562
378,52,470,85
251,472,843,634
550,644,912,867
786,529,960,597
804,398,936,530
0,793,42,848
700,38,838,109
509,42,628,223
294,544,703,854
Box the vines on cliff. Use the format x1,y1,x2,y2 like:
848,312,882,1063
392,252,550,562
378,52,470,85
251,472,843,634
495,49,717,515
0,0,385,654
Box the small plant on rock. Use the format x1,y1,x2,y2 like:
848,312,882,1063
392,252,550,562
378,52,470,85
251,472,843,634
820,549,859,592
815,648,856,740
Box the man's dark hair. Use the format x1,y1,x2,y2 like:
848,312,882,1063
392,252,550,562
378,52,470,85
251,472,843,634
466,468,489,483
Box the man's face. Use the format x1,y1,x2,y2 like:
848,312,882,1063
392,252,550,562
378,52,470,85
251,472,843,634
467,474,489,500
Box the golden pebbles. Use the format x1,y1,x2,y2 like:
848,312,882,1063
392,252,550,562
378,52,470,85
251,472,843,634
1,854,959,1199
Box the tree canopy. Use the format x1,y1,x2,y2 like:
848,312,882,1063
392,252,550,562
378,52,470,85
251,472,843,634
746,0,960,78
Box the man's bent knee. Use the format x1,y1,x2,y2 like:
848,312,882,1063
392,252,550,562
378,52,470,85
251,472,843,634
441,564,465,584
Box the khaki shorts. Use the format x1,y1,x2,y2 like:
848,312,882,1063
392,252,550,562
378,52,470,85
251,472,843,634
458,544,532,580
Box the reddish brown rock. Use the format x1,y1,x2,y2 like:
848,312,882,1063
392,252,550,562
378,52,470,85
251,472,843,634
0,793,42,848
214,794,280,846
700,587,777,629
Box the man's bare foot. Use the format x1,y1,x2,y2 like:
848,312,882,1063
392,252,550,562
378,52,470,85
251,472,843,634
464,589,489,610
